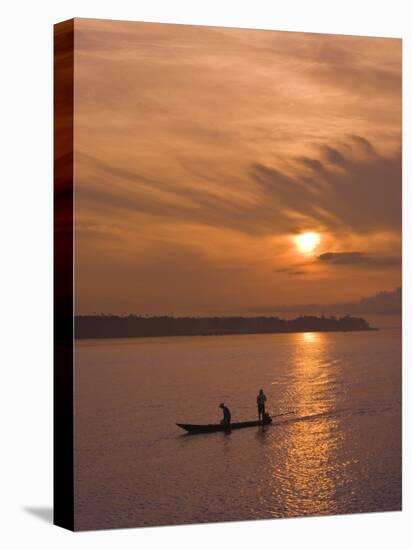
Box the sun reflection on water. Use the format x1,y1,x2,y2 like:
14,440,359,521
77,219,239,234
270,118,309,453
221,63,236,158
265,331,347,517
302,332,319,344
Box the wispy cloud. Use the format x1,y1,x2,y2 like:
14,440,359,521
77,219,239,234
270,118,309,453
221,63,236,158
318,251,401,268
73,20,401,315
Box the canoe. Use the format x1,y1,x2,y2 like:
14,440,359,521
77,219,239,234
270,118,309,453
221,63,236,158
176,417,272,434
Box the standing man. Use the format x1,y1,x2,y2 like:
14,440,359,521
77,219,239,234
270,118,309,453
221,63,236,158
219,403,231,425
256,389,267,420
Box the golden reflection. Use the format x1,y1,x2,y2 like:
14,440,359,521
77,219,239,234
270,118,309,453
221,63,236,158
265,331,346,517
302,332,318,344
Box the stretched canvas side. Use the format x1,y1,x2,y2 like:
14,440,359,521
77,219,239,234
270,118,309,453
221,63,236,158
53,18,75,531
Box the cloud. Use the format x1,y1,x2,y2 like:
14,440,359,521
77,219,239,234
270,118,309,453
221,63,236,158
75,20,402,241
318,251,401,268
354,287,401,315
347,134,376,155
72,20,401,315
251,140,401,235
77,135,402,250
322,146,347,166
296,157,325,173
276,267,308,277
239,287,401,317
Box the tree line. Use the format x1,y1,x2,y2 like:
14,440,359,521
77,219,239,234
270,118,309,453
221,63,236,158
75,314,373,339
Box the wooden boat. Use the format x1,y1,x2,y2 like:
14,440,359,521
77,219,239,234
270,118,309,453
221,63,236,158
176,417,272,434
176,411,296,434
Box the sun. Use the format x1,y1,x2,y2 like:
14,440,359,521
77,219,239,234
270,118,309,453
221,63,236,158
294,232,321,254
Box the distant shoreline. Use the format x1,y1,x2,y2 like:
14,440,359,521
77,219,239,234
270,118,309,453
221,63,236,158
74,315,375,340
75,327,377,341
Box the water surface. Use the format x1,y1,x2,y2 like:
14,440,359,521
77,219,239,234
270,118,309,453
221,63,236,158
75,329,401,530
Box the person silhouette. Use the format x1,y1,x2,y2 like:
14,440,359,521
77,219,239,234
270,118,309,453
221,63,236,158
219,403,231,425
256,389,267,420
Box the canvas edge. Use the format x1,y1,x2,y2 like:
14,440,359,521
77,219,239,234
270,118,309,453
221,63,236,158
53,18,75,532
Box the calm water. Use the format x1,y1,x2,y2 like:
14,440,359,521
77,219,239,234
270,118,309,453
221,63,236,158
74,330,401,530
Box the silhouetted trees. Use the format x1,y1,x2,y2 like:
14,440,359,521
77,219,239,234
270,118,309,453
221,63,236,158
75,314,372,339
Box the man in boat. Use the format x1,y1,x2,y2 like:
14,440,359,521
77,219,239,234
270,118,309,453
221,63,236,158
219,403,231,425
257,389,267,421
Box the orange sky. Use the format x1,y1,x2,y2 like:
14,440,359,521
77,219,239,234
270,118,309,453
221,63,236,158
73,19,401,316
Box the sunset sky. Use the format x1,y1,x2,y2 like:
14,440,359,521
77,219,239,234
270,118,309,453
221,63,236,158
73,19,401,316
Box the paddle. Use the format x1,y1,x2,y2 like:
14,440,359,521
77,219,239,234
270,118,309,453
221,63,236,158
271,410,296,418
